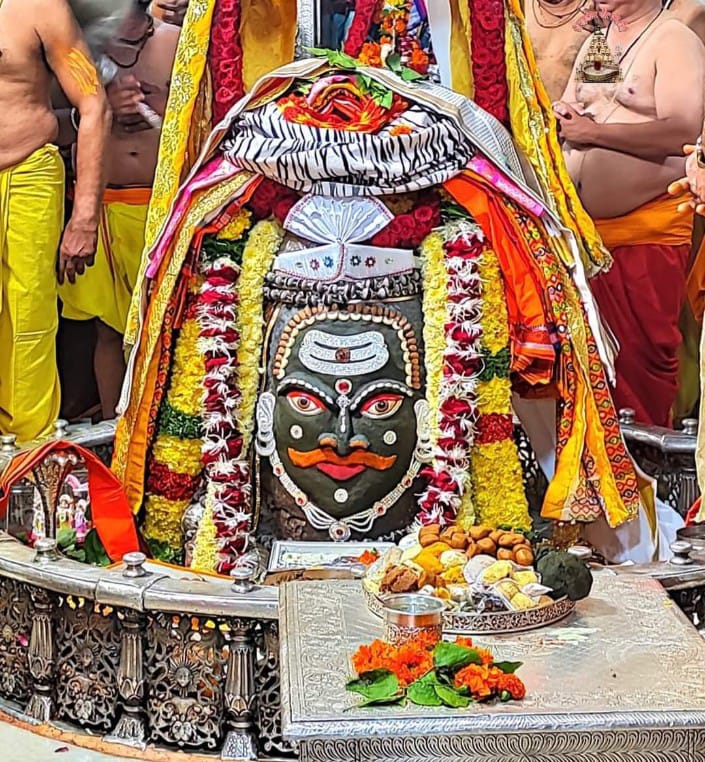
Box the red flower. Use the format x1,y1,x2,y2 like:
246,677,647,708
273,196,297,224
413,204,438,227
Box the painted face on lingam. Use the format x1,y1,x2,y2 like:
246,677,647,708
256,302,429,541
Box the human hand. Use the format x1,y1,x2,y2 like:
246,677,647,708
668,144,705,217
553,102,596,146
58,217,97,285
157,0,190,26
107,75,151,132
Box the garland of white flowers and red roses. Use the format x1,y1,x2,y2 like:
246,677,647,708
417,220,484,527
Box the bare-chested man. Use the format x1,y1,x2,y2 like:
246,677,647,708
58,0,179,419
667,0,705,40
0,0,109,442
526,0,592,101
527,0,705,109
554,0,705,427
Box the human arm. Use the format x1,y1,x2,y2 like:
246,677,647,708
556,24,705,162
37,0,111,284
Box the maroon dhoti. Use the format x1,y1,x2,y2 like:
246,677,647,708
590,242,689,427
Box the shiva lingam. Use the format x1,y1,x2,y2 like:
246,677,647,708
255,196,432,544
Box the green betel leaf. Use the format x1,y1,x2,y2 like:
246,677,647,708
56,527,77,550
401,67,424,82
386,52,402,72
306,47,359,70
407,674,443,707
493,661,523,675
346,669,402,704
435,685,472,709
434,642,482,670
380,89,394,109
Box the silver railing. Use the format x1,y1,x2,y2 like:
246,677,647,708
0,415,700,758
0,535,289,760
618,409,699,517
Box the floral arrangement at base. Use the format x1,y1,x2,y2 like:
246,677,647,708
347,635,525,708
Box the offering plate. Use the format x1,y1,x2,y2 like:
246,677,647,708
363,585,575,635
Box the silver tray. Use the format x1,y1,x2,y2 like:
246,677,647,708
268,541,395,572
363,586,575,635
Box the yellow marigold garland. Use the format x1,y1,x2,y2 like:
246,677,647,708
419,231,448,448
471,248,531,530
143,495,190,548
167,317,207,417
191,487,218,571
235,219,284,452
151,436,204,475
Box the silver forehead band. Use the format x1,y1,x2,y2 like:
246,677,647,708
273,306,421,390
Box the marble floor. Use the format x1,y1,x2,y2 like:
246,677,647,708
0,723,123,761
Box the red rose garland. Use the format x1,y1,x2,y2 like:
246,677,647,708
418,231,484,525
209,0,244,124
469,0,509,125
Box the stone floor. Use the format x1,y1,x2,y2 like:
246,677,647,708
0,723,123,761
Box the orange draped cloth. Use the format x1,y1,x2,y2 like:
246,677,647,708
593,194,693,427
0,441,140,561
444,172,556,387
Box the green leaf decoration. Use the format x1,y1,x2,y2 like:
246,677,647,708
346,669,403,705
307,47,359,70
386,52,402,72
401,67,424,82
493,661,523,675
56,527,77,550
435,685,472,708
407,675,443,707
380,89,394,109
433,642,483,670
83,529,111,567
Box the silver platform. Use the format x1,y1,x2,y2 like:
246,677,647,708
280,573,705,761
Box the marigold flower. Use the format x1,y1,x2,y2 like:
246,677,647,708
498,673,526,700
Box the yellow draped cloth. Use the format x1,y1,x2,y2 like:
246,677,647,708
0,145,64,443
61,187,151,334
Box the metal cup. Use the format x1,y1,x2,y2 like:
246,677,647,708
382,594,445,646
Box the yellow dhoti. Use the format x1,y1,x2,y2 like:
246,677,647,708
0,144,64,443
61,187,150,334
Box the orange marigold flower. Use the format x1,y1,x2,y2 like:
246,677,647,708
455,636,474,648
476,647,495,666
391,641,433,686
454,664,493,699
358,41,383,68
390,124,413,136
498,673,526,701
395,18,407,34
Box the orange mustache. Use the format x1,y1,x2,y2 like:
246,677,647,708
287,446,397,471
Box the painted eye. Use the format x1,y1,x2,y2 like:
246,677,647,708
360,393,404,419
286,390,326,416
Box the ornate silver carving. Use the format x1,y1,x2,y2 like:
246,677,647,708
0,578,32,703
145,612,225,749
105,607,147,747
222,618,258,760
55,598,120,730
25,586,55,721
299,330,389,377
279,574,705,754
255,621,298,758
299,728,705,762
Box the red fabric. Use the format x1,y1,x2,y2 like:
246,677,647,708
590,243,690,427
344,0,381,57
468,0,509,125
209,0,244,124
0,441,140,562
686,497,701,526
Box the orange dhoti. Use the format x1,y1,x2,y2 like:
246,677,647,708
593,195,693,427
